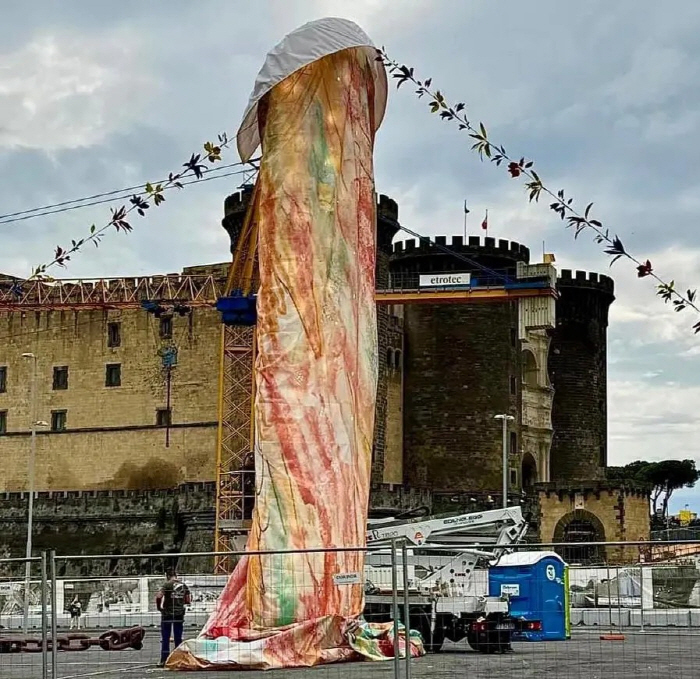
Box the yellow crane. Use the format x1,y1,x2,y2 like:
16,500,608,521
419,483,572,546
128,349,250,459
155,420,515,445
213,180,260,573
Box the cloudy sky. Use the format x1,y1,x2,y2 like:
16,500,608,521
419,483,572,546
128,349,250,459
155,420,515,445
1,1,699,511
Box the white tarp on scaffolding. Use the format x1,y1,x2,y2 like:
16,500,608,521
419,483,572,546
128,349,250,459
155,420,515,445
569,567,655,609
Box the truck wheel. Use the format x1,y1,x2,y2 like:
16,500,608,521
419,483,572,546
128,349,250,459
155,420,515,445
418,624,444,653
424,631,444,653
484,631,511,654
468,631,508,654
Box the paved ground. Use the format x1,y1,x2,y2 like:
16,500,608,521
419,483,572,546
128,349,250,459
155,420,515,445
2,630,700,679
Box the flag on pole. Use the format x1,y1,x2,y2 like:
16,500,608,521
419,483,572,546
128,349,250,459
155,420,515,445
463,200,470,239
481,209,488,231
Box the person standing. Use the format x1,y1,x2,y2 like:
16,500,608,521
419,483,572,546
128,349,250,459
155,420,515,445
155,569,191,667
68,595,82,630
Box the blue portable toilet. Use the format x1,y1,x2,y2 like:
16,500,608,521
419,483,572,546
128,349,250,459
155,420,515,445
488,551,569,641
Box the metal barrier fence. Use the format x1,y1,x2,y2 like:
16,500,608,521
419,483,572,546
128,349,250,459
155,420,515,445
652,526,700,542
0,555,48,679
3,541,700,678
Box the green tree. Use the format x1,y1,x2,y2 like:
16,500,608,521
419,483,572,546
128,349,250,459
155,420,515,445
606,459,700,517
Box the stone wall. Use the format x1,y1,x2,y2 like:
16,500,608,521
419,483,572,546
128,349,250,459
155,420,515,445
393,236,528,492
0,483,431,573
372,195,401,484
538,483,650,564
383,312,404,485
0,426,217,492
0,483,216,576
0,302,222,491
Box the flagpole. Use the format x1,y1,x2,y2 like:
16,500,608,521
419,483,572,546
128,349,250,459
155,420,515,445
463,200,469,240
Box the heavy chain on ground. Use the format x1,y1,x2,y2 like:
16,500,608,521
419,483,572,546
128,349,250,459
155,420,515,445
0,626,145,653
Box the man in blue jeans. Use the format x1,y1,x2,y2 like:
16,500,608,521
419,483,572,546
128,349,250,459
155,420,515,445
155,568,191,667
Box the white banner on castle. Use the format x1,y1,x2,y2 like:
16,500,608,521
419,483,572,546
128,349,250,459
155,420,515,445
419,273,471,288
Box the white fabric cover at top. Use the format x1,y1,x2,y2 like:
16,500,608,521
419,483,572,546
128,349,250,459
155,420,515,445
236,17,388,161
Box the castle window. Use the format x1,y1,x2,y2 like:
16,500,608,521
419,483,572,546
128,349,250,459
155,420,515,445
386,348,394,368
160,316,173,339
0,410,6,434
0,366,6,393
53,366,68,390
509,468,518,487
510,375,517,394
105,364,122,387
51,410,67,432
522,350,538,388
394,350,402,370
156,408,172,427
510,431,518,455
107,322,121,348
510,327,517,347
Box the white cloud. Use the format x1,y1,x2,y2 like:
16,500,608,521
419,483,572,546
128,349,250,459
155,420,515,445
609,246,700,347
603,45,696,110
0,30,155,150
608,378,700,467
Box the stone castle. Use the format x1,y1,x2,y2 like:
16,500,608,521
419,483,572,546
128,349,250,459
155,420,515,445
0,191,649,567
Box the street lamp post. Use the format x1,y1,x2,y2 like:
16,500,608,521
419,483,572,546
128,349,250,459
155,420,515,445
494,414,515,508
21,352,39,633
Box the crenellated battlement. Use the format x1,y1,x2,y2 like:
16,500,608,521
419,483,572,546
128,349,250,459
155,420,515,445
222,190,400,255
536,481,649,500
223,189,399,220
557,269,614,295
392,235,530,263
0,482,217,519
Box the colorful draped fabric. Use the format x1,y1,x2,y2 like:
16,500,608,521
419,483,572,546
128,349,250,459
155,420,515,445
167,47,424,670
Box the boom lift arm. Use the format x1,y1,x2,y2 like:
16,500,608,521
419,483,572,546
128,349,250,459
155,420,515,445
365,506,528,595
366,506,528,550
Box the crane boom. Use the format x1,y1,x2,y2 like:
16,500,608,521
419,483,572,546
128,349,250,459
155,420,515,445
213,181,260,573
366,505,527,548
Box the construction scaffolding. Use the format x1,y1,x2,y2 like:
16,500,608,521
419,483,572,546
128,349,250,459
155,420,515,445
0,275,224,311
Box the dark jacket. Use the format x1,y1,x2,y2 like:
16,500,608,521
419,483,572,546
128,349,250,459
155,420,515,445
156,579,191,621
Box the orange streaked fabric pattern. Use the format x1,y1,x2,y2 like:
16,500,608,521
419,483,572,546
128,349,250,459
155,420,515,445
168,47,424,671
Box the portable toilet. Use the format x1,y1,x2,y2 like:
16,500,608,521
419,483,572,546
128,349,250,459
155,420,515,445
488,551,569,641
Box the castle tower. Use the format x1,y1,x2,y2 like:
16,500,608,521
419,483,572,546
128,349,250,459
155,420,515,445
220,189,402,486
373,195,402,485
390,236,530,493
548,269,615,482
222,184,255,255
